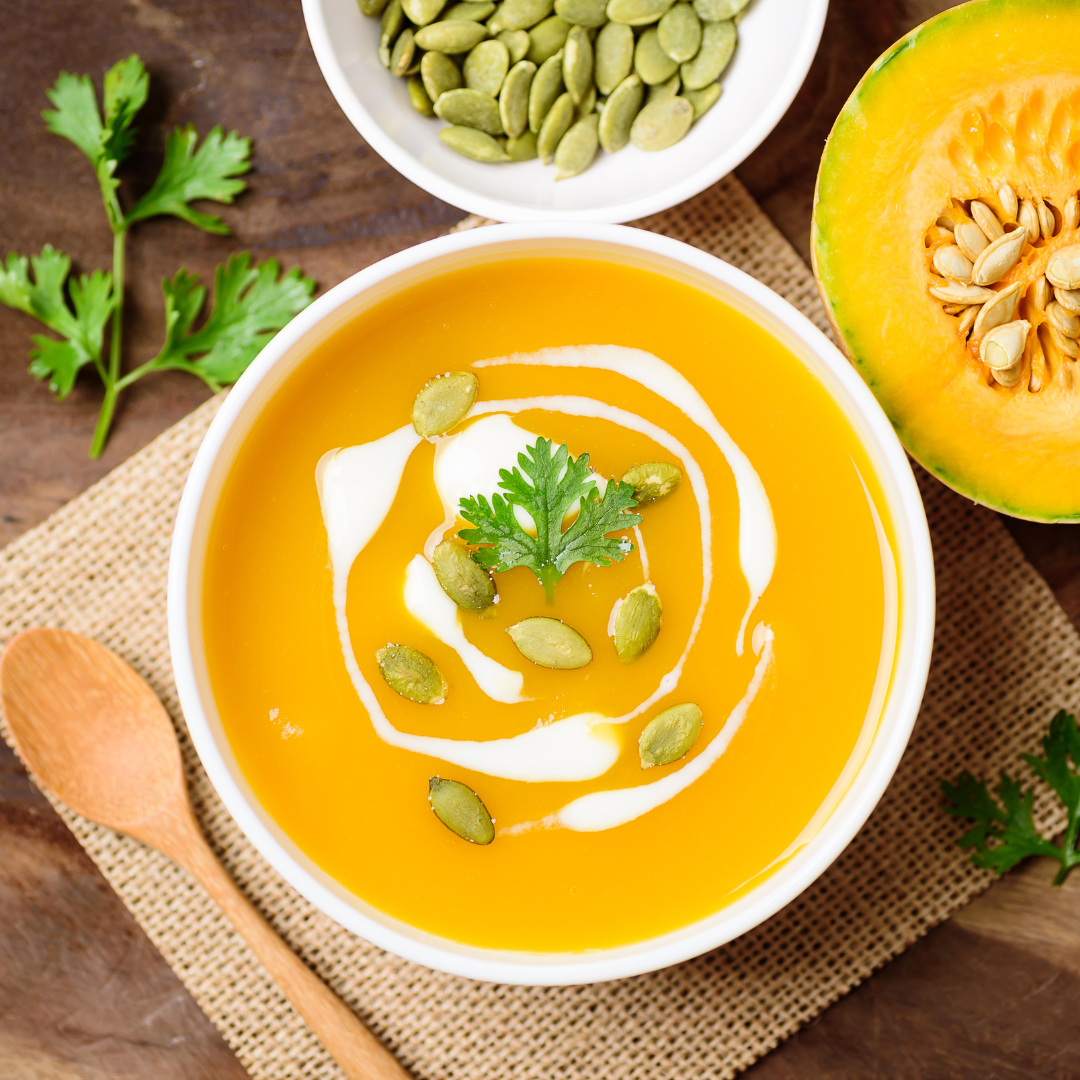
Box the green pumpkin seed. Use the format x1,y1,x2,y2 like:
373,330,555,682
380,0,406,51
377,645,446,704
498,28,532,63
499,60,537,137
434,87,505,134
638,703,702,768
433,540,496,609
403,0,445,24
408,75,437,115
576,81,597,116
527,15,571,63
439,125,507,161
606,0,674,26
507,616,592,668
563,25,594,104
597,72,642,151
360,0,391,16
647,71,680,102
464,39,510,95
554,0,608,26
415,19,488,53
421,50,464,101
528,51,565,131
554,112,599,179
412,370,479,435
630,94,692,150
621,460,682,501
684,80,721,118
634,26,678,84
537,90,575,161
444,0,495,17
390,27,417,76
692,0,746,20
613,582,662,661
658,2,701,61
490,0,554,31
680,17,734,89
595,22,634,95
428,777,495,844
505,129,539,159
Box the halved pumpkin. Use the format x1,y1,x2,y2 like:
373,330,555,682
813,0,1080,521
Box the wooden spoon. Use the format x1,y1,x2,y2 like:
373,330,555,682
0,627,410,1080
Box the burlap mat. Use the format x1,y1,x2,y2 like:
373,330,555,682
3,175,1079,1080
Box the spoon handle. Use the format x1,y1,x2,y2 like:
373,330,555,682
161,806,410,1080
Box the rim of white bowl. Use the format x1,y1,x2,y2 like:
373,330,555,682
169,222,934,986
300,0,829,224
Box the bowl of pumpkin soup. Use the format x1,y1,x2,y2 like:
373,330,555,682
168,223,934,986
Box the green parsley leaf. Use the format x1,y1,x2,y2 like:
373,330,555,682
102,55,150,165
458,437,643,602
136,253,314,391
0,246,113,398
126,125,251,233
942,709,1080,884
42,70,105,164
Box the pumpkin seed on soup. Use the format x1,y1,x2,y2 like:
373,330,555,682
613,582,662,661
621,460,682,501
428,777,495,844
433,540,496,609
377,645,447,704
639,703,702,768
412,371,479,435
507,616,592,668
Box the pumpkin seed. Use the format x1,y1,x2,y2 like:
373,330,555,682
414,19,488,52
981,319,1029,370
630,94,693,151
433,540,496,609
606,0,674,26
1055,285,1080,314
997,183,1018,222
1017,199,1040,244
555,0,608,26
464,39,510,95
970,228,1026,286
692,0,746,19
1048,323,1080,359
491,0,554,31
528,15,571,63
505,129,539,159
1032,275,1051,311
595,22,634,94
658,3,701,62
555,112,599,179
956,304,979,338
412,370,479,435
621,460,681,501
422,50,464,100
576,82,597,116
927,282,996,305
1047,245,1080,290
1065,194,1080,231
537,90,575,161
360,0,391,16
992,359,1024,387
498,28,532,63
971,281,1022,340
683,81,720,118
380,0,406,53
528,50,565,130
954,220,990,261
648,72,681,102
635,26,678,84
403,0,445,23
680,17,734,90
598,73,643,151
435,87,505,134
932,244,972,283
500,60,537,136
970,199,1004,242
408,75,437,115
613,582,662,662
377,645,446,704
1047,301,1080,339
563,25,594,104
1036,196,1056,240
444,0,494,17
506,616,592,668
428,777,495,844
390,28,416,76
638,703,702,768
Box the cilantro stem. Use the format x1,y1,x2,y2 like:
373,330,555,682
539,564,561,604
89,228,127,458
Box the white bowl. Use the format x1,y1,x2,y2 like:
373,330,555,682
169,223,934,986
302,0,828,223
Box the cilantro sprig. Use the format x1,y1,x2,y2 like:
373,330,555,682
458,436,643,602
1,55,313,457
942,709,1080,885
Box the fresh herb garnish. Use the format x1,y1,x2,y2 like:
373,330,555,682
458,436,643,602
942,709,1080,884
0,55,314,457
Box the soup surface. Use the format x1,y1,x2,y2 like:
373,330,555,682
203,257,893,952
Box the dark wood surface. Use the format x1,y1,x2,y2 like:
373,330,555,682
2,1,1079,1076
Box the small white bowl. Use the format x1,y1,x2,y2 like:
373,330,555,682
169,223,934,986
302,0,828,223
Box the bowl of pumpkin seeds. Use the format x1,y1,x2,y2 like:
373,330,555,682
302,0,827,221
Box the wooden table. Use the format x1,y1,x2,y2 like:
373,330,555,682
3,1,1079,1076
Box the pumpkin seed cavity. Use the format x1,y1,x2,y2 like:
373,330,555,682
428,777,495,844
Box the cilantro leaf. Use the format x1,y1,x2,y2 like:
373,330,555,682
942,710,1080,884
126,125,251,233
42,70,105,164
0,246,113,398
102,55,150,165
134,253,314,391
458,437,642,601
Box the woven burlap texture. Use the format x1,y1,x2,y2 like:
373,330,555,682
3,174,1080,1080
